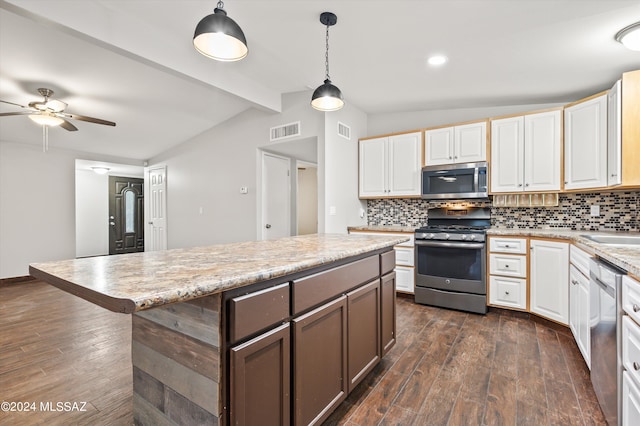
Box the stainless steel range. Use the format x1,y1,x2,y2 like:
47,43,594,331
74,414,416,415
414,207,490,314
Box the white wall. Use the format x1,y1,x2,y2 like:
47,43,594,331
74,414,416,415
367,102,566,136
0,141,143,278
149,91,331,248
297,165,317,235
75,169,108,257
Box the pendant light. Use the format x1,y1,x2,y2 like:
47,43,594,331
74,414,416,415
311,12,344,112
615,21,640,51
193,1,248,61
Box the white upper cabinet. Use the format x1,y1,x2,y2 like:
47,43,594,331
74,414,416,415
359,132,422,198
564,94,608,190
490,110,561,193
424,121,486,166
608,80,622,187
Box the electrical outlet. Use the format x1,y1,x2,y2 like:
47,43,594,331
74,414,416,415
590,205,600,217
329,206,336,216
240,186,248,194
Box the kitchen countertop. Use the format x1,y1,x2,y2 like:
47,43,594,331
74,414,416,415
29,233,408,314
348,225,640,277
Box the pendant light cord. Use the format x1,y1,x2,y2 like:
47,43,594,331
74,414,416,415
325,24,330,81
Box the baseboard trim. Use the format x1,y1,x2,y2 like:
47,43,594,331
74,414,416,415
0,275,37,287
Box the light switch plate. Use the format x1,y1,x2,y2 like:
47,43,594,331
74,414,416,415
590,205,600,217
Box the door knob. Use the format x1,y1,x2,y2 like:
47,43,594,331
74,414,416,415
109,222,115,226
265,224,272,229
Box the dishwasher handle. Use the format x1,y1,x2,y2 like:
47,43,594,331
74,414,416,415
590,274,616,298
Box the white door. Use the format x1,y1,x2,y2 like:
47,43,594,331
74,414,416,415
564,94,608,190
262,153,291,240
454,121,486,163
490,116,524,193
359,137,387,197
388,132,421,196
424,127,454,166
525,110,561,191
144,165,167,251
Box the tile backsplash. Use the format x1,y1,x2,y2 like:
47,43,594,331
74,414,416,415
367,191,640,232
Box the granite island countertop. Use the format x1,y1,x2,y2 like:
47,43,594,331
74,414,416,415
29,233,408,314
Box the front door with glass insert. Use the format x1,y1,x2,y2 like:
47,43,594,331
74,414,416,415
109,176,144,255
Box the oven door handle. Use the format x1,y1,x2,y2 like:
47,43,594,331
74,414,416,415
415,240,485,250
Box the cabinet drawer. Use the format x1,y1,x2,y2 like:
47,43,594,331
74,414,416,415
229,283,290,343
395,247,414,266
489,254,527,278
489,237,527,254
570,245,592,277
293,255,378,314
623,371,640,426
623,316,640,389
489,276,527,309
624,276,640,325
381,250,396,275
395,266,414,294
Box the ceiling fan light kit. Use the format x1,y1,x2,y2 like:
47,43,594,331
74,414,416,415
193,1,248,61
311,12,344,112
28,112,64,126
615,21,640,51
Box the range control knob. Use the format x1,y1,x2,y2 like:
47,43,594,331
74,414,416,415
444,233,450,240
428,233,435,239
468,234,476,241
461,235,467,240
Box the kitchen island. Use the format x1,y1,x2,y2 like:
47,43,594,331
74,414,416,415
29,233,406,426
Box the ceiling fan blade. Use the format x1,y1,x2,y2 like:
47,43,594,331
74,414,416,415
0,111,33,117
60,119,78,131
61,112,116,126
0,99,30,108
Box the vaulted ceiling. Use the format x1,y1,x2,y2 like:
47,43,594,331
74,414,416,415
1,0,638,160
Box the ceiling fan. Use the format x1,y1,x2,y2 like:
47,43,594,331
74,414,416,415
0,88,116,131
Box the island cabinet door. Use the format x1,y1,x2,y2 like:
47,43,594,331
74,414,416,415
229,323,290,426
347,279,381,393
293,295,348,426
381,271,397,356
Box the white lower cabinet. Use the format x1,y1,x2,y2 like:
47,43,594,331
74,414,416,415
530,239,569,325
569,264,590,368
623,371,640,426
395,266,415,294
489,276,526,309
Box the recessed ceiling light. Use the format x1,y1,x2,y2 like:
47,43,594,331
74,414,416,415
427,55,448,66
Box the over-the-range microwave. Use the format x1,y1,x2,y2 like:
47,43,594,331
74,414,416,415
421,161,488,200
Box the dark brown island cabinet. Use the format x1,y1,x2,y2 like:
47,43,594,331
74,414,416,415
225,251,396,425
29,234,405,426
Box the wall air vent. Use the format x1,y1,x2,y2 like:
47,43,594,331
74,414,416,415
270,121,301,141
338,121,351,140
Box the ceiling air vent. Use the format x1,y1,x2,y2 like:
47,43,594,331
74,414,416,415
270,121,301,141
338,121,351,140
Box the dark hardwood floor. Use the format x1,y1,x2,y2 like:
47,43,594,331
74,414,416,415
1,281,606,425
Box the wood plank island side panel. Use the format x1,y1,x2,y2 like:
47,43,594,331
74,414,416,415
132,294,222,425
134,296,220,347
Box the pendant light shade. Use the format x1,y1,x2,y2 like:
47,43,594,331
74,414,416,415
311,79,344,111
193,1,248,61
311,12,344,111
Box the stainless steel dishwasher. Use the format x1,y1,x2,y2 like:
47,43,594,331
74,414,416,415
590,258,625,426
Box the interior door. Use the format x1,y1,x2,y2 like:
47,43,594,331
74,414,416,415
109,176,144,255
145,165,167,251
262,153,291,240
